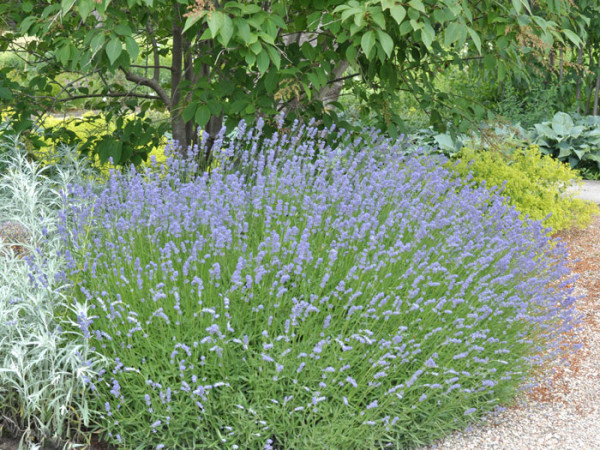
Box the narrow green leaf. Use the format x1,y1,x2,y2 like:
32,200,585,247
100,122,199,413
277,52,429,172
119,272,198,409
389,4,406,24
361,30,376,57
106,37,122,65
466,26,481,54
376,29,394,57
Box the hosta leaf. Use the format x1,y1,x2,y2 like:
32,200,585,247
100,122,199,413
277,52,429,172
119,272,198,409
551,112,575,136
534,123,557,140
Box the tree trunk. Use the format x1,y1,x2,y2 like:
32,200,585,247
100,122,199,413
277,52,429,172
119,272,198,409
559,48,564,80
170,4,187,155
576,45,583,114
594,74,600,116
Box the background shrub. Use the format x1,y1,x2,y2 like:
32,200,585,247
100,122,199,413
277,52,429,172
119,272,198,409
449,144,598,232
55,121,578,449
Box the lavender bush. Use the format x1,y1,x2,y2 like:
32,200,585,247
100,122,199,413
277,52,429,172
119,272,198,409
56,120,578,449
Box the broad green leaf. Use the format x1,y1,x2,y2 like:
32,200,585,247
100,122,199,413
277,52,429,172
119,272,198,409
266,45,281,69
220,15,234,46
0,87,12,100
77,0,94,22
421,22,434,49
61,0,77,17
534,123,557,140
389,5,406,24
558,146,572,159
257,49,270,73
124,36,139,61
56,45,71,65
511,0,523,13
195,105,211,127
551,112,575,136
263,70,278,93
381,0,395,11
114,24,132,36
106,37,122,65
563,29,582,46
444,22,463,46
361,30,376,57
183,11,205,33
236,19,252,44
409,0,425,14
434,133,457,151
181,103,196,122
376,29,394,57
371,11,386,29
90,33,105,55
208,11,225,38
96,137,121,164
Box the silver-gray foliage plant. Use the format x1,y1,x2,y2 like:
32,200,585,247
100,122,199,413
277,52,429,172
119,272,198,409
0,137,108,449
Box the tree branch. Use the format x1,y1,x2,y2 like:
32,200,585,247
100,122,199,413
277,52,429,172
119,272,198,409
54,92,161,102
120,69,171,109
146,22,162,81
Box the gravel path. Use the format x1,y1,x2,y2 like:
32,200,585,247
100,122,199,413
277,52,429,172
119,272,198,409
422,215,600,450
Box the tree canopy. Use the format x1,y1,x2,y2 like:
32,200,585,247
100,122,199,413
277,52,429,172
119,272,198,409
0,0,589,167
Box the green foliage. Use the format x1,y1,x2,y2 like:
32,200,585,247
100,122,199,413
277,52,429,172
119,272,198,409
531,111,600,171
488,79,567,128
0,0,589,167
449,145,599,232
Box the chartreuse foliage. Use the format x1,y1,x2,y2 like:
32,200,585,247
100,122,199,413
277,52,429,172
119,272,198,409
449,145,599,232
0,0,588,166
34,113,168,174
50,121,578,449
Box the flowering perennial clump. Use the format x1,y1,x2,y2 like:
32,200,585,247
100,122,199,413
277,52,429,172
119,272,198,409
57,119,578,448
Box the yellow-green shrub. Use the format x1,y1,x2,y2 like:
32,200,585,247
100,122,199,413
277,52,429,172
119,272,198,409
448,145,598,232
36,113,169,177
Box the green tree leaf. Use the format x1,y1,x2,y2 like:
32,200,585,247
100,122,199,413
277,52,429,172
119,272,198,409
220,14,234,46
376,29,394,57
389,4,406,24
257,49,270,73
208,11,225,38
409,0,426,14
124,36,139,61
106,37,122,65
361,30,376,57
